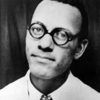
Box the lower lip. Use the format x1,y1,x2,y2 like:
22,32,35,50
33,56,54,64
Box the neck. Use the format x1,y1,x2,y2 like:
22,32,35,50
30,70,70,95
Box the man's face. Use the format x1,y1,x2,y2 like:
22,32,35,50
26,0,82,79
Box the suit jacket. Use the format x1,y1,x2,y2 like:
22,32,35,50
0,70,100,100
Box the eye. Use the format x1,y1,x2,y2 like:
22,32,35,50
53,29,69,45
30,24,44,38
55,30,67,40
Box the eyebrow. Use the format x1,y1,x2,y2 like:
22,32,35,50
31,21,46,28
31,21,73,34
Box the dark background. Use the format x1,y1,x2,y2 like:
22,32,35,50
0,0,100,92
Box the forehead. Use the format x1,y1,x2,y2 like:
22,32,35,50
31,0,82,35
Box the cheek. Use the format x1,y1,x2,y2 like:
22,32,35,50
54,47,74,73
26,33,37,54
25,33,38,63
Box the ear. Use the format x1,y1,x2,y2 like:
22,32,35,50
74,39,88,59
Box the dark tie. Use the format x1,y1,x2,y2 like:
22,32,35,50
40,94,53,100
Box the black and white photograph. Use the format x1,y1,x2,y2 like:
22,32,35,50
0,0,100,100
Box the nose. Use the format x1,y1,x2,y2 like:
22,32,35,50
38,34,54,52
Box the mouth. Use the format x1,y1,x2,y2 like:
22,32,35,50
31,54,55,62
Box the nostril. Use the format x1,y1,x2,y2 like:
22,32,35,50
38,45,53,52
38,45,42,50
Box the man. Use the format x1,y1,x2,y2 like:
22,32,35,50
0,0,100,100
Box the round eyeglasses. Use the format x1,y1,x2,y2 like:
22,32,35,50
28,22,78,46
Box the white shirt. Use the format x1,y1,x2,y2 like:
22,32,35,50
0,70,100,100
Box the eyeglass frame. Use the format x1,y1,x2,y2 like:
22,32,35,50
27,21,79,47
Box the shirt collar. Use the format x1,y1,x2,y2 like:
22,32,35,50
26,70,75,100
26,70,42,100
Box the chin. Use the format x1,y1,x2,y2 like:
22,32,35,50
30,65,57,79
31,71,55,79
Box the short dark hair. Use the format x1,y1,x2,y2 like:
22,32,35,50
51,0,88,42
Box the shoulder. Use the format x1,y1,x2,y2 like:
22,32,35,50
0,76,28,100
67,72,100,100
